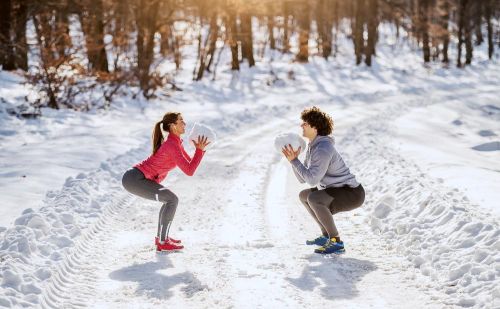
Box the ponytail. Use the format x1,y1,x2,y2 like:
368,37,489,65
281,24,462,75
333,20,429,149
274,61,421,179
152,121,164,154
152,112,181,154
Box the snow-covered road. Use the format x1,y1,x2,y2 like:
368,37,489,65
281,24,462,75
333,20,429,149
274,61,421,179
36,100,471,309
1,49,499,308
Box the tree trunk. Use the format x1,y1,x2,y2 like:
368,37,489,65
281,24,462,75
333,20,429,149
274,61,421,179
227,11,239,70
296,2,310,62
0,0,16,70
316,0,325,57
135,0,160,96
282,2,290,53
317,0,333,59
159,25,171,56
109,0,130,71
240,13,255,67
365,0,378,66
419,0,431,62
464,5,473,65
456,0,466,67
268,15,275,50
484,0,494,59
13,0,28,70
457,0,473,65
195,26,206,81
332,0,339,56
54,3,71,60
172,25,181,70
196,15,219,81
353,0,364,65
206,12,219,72
474,2,483,45
81,0,109,72
438,0,450,63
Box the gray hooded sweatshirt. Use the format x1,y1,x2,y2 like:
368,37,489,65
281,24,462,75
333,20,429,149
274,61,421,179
291,135,359,189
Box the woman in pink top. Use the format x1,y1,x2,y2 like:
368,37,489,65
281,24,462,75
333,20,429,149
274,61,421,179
122,112,210,252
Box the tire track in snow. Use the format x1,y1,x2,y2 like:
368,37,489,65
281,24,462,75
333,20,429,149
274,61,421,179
38,196,138,308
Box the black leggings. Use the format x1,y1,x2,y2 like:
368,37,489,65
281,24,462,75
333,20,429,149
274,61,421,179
122,168,178,242
299,185,365,238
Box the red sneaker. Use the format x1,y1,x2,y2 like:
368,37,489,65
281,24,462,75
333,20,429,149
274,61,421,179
155,237,182,245
156,240,184,252
167,237,181,244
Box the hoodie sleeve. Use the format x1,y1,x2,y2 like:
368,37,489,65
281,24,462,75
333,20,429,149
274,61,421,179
290,143,333,186
169,143,205,176
291,165,305,183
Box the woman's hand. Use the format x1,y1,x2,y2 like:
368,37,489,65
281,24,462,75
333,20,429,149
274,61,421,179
282,144,301,162
193,135,210,151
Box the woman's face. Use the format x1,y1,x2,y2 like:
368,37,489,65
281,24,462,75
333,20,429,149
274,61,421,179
171,115,186,135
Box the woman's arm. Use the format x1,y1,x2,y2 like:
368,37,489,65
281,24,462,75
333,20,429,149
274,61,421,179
181,147,192,161
170,144,205,176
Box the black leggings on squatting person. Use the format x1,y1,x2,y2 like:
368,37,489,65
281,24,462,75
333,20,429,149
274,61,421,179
122,167,178,243
299,185,365,239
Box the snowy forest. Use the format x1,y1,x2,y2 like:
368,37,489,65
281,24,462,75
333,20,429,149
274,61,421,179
1,0,499,111
1,1,499,309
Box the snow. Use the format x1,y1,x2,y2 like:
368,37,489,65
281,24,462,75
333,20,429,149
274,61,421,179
1,26,499,308
187,123,217,148
274,132,307,154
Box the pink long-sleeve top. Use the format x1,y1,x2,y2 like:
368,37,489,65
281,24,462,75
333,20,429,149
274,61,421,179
134,133,205,183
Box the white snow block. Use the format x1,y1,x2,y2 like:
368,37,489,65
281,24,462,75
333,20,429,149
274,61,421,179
188,123,217,149
274,132,306,154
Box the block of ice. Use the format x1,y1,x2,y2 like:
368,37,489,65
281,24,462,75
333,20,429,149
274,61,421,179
274,132,306,154
187,123,216,149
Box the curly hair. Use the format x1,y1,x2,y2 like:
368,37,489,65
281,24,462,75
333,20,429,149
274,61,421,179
301,106,334,136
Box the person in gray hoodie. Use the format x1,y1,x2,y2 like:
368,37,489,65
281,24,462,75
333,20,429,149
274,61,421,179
282,106,365,254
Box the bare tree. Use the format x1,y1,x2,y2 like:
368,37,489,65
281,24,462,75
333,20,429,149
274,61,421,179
365,0,378,65
206,14,220,72
226,5,240,70
195,12,219,80
419,0,431,62
353,0,364,65
31,3,86,110
474,1,483,45
0,0,16,70
134,0,160,97
484,0,494,59
457,0,473,66
12,0,28,70
80,0,109,72
267,3,276,50
240,13,255,66
296,2,310,62
282,1,291,53
438,0,450,63
316,0,333,59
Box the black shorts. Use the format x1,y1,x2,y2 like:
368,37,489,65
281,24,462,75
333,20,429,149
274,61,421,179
312,184,365,214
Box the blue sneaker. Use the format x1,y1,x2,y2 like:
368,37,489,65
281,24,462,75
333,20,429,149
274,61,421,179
314,238,345,254
306,235,329,246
